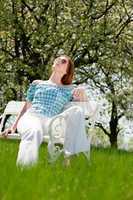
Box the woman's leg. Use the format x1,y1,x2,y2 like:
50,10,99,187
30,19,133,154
16,112,45,166
62,106,90,157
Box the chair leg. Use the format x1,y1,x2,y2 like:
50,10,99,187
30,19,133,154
47,114,66,163
48,142,63,163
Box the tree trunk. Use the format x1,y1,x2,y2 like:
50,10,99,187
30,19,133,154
109,134,118,148
109,101,119,148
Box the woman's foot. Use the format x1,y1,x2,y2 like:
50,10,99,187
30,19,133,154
63,156,71,167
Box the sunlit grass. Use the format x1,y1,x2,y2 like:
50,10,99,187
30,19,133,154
0,139,133,200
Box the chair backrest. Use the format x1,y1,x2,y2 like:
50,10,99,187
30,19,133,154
2,100,99,117
0,100,99,133
0,101,25,133
3,101,25,115
65,101,99,117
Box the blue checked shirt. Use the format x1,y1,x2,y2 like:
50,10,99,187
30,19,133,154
26,81,74,117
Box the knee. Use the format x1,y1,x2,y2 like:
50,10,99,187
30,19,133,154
68,106,84,120
73,106,84,115
21,126,43,141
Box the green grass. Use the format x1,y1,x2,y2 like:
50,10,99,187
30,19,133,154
0,139,133,200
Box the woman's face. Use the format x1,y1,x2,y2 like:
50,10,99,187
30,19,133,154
52,56,68,75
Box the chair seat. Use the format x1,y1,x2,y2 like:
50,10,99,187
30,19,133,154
0,133,64,144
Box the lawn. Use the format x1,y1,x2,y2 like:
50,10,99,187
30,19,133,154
0,139,133,200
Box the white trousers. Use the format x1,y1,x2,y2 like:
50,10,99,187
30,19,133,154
17,106,90,166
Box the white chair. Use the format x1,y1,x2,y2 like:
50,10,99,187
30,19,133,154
0,100,99,162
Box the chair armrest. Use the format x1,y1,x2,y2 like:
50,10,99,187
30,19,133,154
64,100,99,118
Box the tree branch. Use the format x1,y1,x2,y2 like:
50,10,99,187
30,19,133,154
91,0,117,20
115,14,133,39
95,122,110,136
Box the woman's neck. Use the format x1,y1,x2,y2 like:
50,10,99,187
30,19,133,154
49,72,64,85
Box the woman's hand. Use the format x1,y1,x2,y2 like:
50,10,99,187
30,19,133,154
2,126,17,138
1,101,29,138
72,87,88,101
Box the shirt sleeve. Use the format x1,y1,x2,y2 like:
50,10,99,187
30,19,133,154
26,83,37,102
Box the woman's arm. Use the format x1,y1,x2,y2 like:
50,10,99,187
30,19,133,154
2,101,32,137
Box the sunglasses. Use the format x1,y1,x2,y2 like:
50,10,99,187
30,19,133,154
60,58,67,64
55,58,67,64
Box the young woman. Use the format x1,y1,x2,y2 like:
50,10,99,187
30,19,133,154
3,55,90,166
